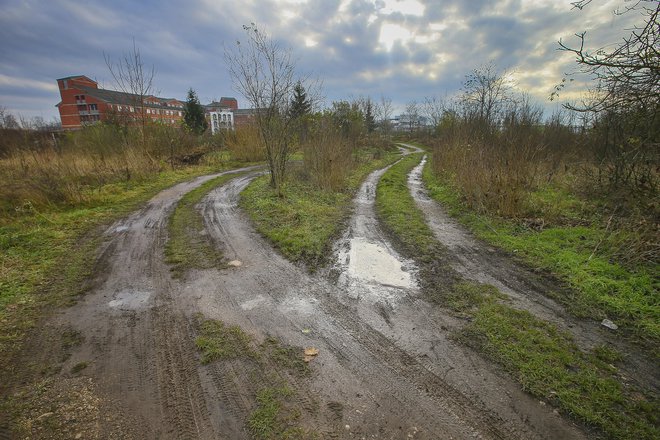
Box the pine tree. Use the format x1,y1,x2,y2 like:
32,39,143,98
288,81,311,119
364,98,376,133
183,88,208,134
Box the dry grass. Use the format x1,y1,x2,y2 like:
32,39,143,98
0,123,222,214
225,125,268,162
300,116,355,191
430,114,583,219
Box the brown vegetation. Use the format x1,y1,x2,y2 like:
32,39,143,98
0,123,227,214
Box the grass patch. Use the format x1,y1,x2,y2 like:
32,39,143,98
240,150,401,269
195,318,257,364
421,156,659,343
248,386,308,440
165,171,252,277
456,286,659,440
375,152,436,257
194,317,316,438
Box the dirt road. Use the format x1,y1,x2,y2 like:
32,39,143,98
24,154,602,439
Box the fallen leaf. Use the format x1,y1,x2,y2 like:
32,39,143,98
304,347,319,356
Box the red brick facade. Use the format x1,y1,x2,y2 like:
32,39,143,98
56,75,250,131
56,75,185,130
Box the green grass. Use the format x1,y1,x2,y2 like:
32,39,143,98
195,318,257,364
456,282,659,440
165,171,251,277
421,157,659,343
375,153,435,257
0,158,256,383
240,177,351,266
248,386,309,440
374,155,659,439
194,317,315,438
240,150,401,268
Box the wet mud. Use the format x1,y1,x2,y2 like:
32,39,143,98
406,152,659,396
26,154,616,439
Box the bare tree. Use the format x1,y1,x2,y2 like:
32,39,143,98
557,0,659,112
460,62,511,126
404,100,421,132
104,39,156,137
226,24,304,193
0,106,19,129
376,95,394,134
556,1,659,192
423,95,446,128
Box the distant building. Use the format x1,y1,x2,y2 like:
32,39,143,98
56,74,254,132
208,110,234,134
55,75,185,130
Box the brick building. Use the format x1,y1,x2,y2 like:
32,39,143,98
56,75,252,131
56,75,185,130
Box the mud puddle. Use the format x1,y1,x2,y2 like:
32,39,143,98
334,162,418,303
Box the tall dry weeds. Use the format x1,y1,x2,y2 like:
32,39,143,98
431,112,576,218
224,125,267,162
0,123,209,214
301,115,354,191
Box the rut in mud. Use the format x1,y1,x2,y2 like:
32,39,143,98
27,155,599,439
407,152,659,394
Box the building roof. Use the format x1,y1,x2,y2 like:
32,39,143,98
76,85,182,108
57,74,96,83
232,108,258,115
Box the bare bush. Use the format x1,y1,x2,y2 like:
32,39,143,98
301,114,354,191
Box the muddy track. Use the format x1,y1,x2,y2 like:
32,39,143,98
406,152,659,394
28,156,593,439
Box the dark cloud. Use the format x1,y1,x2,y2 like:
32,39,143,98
0,0,642,119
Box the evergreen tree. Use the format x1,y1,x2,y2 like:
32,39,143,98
364,98,376,133
288,81,311,119
183,88,208,134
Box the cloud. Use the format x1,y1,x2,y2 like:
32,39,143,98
0,0,646,120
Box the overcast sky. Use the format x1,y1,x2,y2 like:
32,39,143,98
0,0,643,122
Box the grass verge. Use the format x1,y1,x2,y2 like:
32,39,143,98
375,152,434,256
455,282,658,440
240,149,401,269
165,170,252,277
375,156,659,439
421,157,659,343
195,317,316,439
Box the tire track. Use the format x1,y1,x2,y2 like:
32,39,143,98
196,168,586,439
407,152,660,394
49,166,262,439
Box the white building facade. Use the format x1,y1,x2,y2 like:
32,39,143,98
209,110,234,134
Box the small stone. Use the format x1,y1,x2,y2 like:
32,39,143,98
345,425,351,430
75,434,83,439
601,319,618,330
539,401,546,406
227,260,242,267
